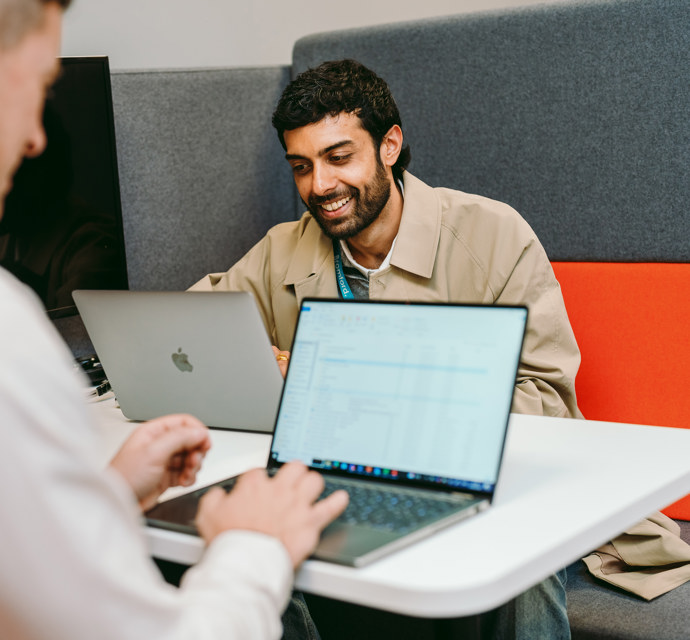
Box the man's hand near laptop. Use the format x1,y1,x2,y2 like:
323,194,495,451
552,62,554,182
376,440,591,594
109,414,348,569
109,414,212,510
272,345,290,378
199,464,349,568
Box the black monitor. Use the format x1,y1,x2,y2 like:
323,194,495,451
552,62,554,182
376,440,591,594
0,56,128,319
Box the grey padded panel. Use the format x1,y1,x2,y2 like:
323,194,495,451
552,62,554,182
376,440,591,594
292,0,689,262
111,66,294,291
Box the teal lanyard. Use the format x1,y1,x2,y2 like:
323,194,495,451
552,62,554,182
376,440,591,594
333,241,355,299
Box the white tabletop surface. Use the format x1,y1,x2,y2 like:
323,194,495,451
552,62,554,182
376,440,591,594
90,397,690,618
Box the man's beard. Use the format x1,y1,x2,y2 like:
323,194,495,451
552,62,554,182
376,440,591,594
306,161,391,240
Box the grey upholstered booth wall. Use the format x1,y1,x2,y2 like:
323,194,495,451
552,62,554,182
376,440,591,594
292,0,689,262
110,66,295,291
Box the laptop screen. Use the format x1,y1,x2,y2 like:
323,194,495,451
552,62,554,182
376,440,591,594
269,299,527,494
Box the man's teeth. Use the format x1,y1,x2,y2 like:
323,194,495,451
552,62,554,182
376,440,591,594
321,196,351,212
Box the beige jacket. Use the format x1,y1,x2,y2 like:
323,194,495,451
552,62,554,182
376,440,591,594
191,172,582,419
584,512,690,600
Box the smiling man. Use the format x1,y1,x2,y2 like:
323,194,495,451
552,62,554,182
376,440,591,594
285,110,403,255
193,58,582,638
194,60,581,419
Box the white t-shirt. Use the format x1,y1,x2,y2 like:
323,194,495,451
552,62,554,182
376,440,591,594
0,268,292,640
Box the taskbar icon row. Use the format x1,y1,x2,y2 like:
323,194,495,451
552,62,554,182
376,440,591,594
311,458,493,493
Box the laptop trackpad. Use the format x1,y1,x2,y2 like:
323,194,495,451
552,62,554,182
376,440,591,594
313,522,400,567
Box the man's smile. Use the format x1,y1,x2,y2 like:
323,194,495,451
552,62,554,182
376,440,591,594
310,190,355,220
320,195,352,214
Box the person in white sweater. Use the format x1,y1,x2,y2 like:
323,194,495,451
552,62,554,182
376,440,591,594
0,2,348,639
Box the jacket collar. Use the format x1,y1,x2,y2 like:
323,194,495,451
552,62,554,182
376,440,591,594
284,215,334,286
283,172,440,285
390,172,441,279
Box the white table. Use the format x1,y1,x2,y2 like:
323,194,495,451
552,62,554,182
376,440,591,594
91,397,690,618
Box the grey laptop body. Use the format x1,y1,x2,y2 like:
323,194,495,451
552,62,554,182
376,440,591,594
73,290,283,432
145,298,528,566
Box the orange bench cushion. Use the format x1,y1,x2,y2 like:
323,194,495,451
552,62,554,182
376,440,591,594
551,262,690,520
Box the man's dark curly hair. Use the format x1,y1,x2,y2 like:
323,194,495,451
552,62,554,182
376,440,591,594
272,59,411,181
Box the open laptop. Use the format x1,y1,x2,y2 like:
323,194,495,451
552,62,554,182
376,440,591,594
72,290,283,432
145,298,528,566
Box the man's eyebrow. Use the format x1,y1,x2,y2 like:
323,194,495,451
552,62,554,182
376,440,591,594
285,139,354,161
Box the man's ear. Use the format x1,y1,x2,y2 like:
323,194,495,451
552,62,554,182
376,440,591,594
379,125,403,168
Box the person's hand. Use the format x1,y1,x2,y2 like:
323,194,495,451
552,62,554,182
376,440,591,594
109,414,211,511
272,345,290,378
196,461,349,569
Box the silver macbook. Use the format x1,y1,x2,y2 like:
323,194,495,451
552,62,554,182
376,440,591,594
145,299,527,566
72,290,283,432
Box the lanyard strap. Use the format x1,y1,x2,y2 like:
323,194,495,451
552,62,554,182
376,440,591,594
333,241,355,299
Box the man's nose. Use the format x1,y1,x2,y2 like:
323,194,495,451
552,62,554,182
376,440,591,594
311,163,337,195
25,125,47,159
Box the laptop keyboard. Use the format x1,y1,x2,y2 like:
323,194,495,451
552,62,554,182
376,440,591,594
320,476,475,535
145,469,481,540
217,473,476,535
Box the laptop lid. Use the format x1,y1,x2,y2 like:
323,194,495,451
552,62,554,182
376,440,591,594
267,299,528,498
72,290,283,432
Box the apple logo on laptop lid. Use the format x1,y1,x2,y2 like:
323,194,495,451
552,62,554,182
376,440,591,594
172,348,193,373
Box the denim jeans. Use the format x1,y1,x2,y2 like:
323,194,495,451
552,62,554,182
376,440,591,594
281,591,321,640
281,572,569,640
480,569,571,640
